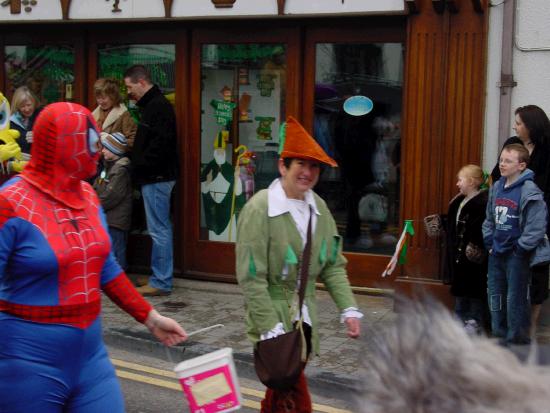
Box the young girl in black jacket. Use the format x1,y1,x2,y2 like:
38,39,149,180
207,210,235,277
447,164,488,334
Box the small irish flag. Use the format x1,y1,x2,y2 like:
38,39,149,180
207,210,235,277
382,220,415,277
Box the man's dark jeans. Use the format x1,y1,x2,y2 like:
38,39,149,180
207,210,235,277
487,252,531,344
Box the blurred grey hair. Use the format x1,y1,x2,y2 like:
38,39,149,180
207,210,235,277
357,298,550,413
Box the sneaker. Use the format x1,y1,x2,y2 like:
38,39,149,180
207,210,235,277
464,319,480,336
136,285,171,297
134,276,149,287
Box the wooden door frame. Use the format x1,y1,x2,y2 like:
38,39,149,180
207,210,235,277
185,25,301,281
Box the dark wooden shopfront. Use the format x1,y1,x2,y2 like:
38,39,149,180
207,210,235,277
0,0,488,296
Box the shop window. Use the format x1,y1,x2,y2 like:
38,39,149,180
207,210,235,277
97,43,176,108
313,43,404,255
96,44,176,237
199,44,287,242
4,45,75,104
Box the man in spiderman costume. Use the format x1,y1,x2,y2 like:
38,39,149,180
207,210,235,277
0,102,187,412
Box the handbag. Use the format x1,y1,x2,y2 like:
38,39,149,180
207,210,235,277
424,214,442,238
253,210,312,390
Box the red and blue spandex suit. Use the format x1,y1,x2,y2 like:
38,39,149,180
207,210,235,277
0,103,152,412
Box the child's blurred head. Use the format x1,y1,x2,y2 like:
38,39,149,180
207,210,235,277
457,164,484,195
100,132,127,161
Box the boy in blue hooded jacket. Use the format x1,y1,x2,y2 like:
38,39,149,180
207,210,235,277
482,143,548,344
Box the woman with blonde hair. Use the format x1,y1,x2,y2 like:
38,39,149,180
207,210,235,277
9,85,41,155
92,78,136,149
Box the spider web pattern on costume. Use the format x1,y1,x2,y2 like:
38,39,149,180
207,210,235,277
3,180,110,305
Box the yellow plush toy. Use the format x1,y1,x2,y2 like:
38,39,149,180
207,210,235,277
0,92,26,173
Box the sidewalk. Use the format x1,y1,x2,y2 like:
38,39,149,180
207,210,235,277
102,276,550,399
102,277,395,399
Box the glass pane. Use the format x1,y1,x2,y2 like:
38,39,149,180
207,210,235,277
4,45,75,104
98,44,176,107
314,43,404,255
97,44,176,237
200,44,287,242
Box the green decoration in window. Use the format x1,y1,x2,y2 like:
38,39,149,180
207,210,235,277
210,99,236,126
255,116,275,140
213,44,285,64
5,45,75,104
97,44,175,108
257,73,276,97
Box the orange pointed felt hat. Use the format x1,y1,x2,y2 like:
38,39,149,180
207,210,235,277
279,116,338,167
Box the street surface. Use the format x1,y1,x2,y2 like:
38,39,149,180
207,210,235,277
108,346,355,413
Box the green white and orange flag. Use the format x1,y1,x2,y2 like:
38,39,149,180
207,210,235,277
382,220,415,277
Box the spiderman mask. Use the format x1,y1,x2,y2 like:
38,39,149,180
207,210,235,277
21,102,101,209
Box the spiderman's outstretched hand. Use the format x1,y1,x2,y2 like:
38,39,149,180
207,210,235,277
145,309,188,347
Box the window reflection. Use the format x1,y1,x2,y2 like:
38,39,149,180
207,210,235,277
5,45,75,104
314,43,404,255
98,44,176,108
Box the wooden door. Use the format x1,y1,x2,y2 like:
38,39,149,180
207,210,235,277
184,25,300,281
302,19,406,288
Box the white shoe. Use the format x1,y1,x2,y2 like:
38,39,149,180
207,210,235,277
464,319,480,336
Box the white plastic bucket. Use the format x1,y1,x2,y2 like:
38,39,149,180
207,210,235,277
174,348,242,413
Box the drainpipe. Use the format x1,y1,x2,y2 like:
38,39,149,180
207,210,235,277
497,0,517,149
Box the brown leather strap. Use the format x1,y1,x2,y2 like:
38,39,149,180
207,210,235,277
297,209,312,316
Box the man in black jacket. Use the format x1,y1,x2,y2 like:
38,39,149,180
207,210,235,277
124,65,178,296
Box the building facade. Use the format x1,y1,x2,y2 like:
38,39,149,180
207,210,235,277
0,0,490,298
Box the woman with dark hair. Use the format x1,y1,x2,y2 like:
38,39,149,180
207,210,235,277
491,104,550,336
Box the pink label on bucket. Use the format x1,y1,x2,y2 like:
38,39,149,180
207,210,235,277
179,365,239,413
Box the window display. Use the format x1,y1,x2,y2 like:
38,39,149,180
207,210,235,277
199,44,287,242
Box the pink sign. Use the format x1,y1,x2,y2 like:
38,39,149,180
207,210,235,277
178,365,240,413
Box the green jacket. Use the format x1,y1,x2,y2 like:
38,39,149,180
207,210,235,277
236,188,358,355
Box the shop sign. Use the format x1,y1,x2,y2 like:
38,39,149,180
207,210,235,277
0,0,404,21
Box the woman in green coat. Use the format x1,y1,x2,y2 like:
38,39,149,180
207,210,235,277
236,116,362,413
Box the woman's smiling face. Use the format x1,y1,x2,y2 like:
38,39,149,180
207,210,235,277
278,158,320,200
